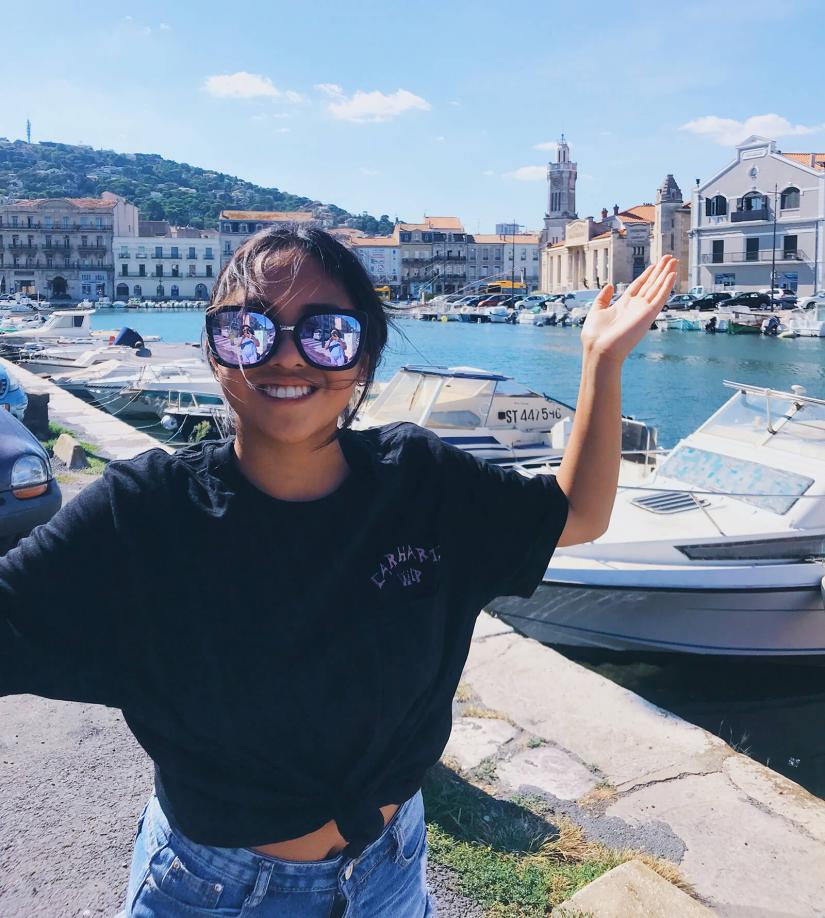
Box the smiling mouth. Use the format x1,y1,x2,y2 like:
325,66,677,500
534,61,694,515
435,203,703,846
255,383,318,401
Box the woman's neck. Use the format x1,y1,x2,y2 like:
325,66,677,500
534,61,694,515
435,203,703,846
232,427,351,501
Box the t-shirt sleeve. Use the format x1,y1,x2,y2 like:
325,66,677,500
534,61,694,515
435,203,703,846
435,438,569,602
0,471,127,706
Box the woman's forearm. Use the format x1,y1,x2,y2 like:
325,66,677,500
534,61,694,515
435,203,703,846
555,348,623,546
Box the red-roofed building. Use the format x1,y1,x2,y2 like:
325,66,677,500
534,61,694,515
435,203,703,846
218,210,317,267
691,135,825,296
540,176,689,294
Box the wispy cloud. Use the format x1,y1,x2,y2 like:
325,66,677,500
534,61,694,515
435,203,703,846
680,113,825,146
317,85,430,123
159,22,172,31
204,72,303,102
360,167,381,176
533,141,558,153
482,169,495,176
505,165,546,182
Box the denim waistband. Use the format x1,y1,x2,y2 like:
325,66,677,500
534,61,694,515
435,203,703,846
142,789,423,894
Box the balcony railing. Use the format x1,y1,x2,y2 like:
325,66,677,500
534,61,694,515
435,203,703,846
432,254,468,262
700,249,809,264
730,208,770,223
151,253,187,259
118,253,131,259
78,245,108,254
401,257,431,266
8,244,38,252
1,260,113,270
0,222,112,231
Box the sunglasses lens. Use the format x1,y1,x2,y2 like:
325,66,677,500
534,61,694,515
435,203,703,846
210,308,276,366
298,314,363,369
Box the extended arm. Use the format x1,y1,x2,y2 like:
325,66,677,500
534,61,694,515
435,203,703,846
556,256,677,547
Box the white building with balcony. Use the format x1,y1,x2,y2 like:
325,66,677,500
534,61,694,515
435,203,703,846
113,227,219,300
690,135,825,295
349,235,401,293
219,210,315,268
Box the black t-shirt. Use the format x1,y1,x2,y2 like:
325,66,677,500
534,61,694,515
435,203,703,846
0,423,568,856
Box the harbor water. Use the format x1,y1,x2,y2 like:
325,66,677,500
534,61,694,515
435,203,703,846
91,309,825,797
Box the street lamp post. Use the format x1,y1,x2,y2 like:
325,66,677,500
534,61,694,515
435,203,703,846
511,219,516,299
770,184,778,309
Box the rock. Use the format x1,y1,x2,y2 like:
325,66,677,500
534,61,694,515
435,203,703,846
552,859,712,917
53,433,89,470
444,717,518,771
497,745,598,801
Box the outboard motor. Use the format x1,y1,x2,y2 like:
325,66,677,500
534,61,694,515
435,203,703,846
113,326,151,356
704,315,718,334
763,315,780,337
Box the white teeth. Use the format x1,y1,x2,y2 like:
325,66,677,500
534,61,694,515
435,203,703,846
261,384,313,399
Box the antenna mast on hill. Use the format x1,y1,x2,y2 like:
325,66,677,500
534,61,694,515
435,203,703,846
26,119,31,144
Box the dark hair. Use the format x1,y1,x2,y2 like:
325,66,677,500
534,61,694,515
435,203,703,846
206,224,391,433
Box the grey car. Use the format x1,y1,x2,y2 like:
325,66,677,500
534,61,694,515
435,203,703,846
0,409,61,553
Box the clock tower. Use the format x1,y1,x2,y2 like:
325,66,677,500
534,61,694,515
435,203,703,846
542,135,577,245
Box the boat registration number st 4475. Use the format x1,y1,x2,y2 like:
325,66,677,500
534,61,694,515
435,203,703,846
499,407,561,424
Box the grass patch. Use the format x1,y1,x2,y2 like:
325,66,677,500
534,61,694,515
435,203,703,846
462,704,509,721
454,681,475,703
526,736,546,749
423,763,691,916
40,422,106,474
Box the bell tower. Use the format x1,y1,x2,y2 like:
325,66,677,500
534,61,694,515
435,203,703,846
542,135,577,245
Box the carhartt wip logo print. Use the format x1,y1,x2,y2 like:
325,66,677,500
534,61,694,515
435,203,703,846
370,545,441,590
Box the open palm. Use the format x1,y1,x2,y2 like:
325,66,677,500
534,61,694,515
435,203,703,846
581,255,678,362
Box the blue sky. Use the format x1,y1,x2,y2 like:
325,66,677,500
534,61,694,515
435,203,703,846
2,0,823,231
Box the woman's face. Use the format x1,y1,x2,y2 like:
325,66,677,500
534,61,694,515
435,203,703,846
213,255,364,447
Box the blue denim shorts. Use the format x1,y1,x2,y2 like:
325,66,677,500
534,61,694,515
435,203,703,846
124,790,436,917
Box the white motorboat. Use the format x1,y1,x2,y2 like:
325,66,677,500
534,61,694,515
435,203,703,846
49,358,220,419
353,365,656,468
486,305,511,323
15,339,203,376
787,304,825,338
491,381,825,658
0,309,95,349
516,308,540,325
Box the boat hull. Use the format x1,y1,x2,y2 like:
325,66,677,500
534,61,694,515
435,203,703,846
489,579,825,657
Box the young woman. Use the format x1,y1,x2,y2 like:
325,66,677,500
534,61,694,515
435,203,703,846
324,328,348,367
0,227,676,917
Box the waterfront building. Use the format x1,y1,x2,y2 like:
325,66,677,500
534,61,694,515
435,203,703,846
113,223,219,300
541,136,578,246
349,235,401,295
540,176,689,294
466,233,541,290
690,135,825,295
0,192,136,300
397,216,467,298
219,210,315,267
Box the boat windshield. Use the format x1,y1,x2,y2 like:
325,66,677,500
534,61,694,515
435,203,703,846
366,372,443,424
703,390,825,461
428,377,496,428
657,445,814,515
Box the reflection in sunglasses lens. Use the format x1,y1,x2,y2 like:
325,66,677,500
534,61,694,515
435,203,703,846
212,309,276,365
299,314,361,369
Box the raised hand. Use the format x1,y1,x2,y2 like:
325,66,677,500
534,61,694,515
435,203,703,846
580,255,678,363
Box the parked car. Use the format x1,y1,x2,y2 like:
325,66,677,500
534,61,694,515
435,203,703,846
776,291,798,308
0,409,61,554
514,294,550,310
797,291,825,311
0,364,28,421
477,294,509,309
726,291,773,310
693,292,732,311
665,293,699,310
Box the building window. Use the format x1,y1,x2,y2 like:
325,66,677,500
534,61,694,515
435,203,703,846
81,235,88,246
780,187,800,210
206,264,213,277
121,264,128,276
96,235,103,247
96,217,103,228
46,255,53,267
188,247,196,259
170,284,179,298
155,265,164,277
783,235,798,259
205,247,213,258
705,195,727,217
44,216,53,228
64,235,70,248
139,264,146,276
712,240,724,263
157,284,165,297
240,223,248,233
134,284,143,297
739,191,766,212
62,217,69,228
714,272,736,288
171,265,180,277
632,246,645,257
745,237,760,261
223,242,231,254
171,246,179,259
155,246,163,258
120,246,128,257
11,216,18,226
188,264,196,276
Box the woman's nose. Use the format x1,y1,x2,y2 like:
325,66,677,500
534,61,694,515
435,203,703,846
270,328,305,365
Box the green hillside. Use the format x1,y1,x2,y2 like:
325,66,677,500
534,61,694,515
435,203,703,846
0,139,394,234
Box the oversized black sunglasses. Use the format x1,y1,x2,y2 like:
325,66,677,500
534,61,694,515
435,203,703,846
205,302,368,371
